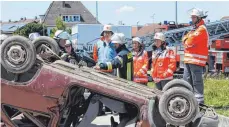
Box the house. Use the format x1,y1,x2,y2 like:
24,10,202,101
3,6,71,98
136,23,163,37
0,18,39,36
221,16,229,20
132,25,143,37
41,1,100,35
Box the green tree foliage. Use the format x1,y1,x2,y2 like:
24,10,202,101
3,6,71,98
50,16,72,38
13,22,47,37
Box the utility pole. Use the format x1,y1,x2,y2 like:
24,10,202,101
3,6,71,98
151,13,155,24
96,1,98,23
175,1,178,25
137,21,139,30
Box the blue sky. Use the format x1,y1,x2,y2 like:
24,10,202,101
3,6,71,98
1,1,229,25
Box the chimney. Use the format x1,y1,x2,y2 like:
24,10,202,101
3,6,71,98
39,15,45,23
62,1,65,8
9,19,11,22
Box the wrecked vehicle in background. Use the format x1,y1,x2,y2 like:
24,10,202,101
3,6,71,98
1,35,218,127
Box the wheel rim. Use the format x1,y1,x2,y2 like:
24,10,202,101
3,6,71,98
167,96,190,118
6,44,26,65
37,43,52,54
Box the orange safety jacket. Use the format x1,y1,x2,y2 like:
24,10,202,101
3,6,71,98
133,50,149,83
182,19,209,66
151,49,176,83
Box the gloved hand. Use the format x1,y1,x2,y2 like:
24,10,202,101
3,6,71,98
99,63,106,69
61,53,68,61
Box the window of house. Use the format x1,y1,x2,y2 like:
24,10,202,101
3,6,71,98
63,16,66,21
65,16,68,22
62,15,80,22
69,16,72,22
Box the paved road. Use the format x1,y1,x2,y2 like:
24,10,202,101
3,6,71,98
1,113,229,127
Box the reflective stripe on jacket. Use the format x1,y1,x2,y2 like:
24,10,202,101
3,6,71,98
133,50,149,83
93,40,116,73
151,49,176,83
100,45,133,81
182,19,209,66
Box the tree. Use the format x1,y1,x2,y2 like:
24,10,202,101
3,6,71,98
50,16,72,38
13,22,47,37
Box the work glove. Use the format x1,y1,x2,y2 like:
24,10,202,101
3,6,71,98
61,53,68,61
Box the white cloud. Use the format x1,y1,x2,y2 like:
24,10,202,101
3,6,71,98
116,6,136,13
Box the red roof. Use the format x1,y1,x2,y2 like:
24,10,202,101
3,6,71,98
132,26,142,37
221,16,229,20
136,23,163,37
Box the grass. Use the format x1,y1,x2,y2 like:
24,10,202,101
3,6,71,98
204,78,229,116
147,78,229,116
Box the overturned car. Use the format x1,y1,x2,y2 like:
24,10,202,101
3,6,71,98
1,36,218,127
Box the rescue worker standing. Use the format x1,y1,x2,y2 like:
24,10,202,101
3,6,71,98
92,25,116,115
151,32,176,90
182,8,209,104
95,33,133,81
93,25,116,73
132,37,149,85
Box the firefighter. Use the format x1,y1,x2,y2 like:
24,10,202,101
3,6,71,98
132,37,149,85
95,33,133,127
151,32,176,90
61,40,79,65
53,30,71,56
95,33,133,80
182,8,209,104
93,25,116,73
92,25,116,115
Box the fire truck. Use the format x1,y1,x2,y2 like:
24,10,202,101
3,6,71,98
142,19,229,77
165,19,229,76
208,36,229,76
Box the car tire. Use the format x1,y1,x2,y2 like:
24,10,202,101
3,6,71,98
162,79,193,92
32,36,60,55
159,87,198,126
0,36,36,74
148,97,166,127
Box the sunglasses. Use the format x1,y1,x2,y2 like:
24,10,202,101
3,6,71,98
104,31,112,34
65,45,71,48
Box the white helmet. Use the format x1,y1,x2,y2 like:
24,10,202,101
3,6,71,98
54,30,64,39
0,34,8,41
132,37,143,44
154,32,165,42
190,8,205,18
100,25,113,36
65,40,72,46
29,32,40,41
111,33,125,44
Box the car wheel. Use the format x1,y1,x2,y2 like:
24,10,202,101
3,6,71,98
162,79,193,92
0,36,36,74
32,36,60,55
159,87,198,126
